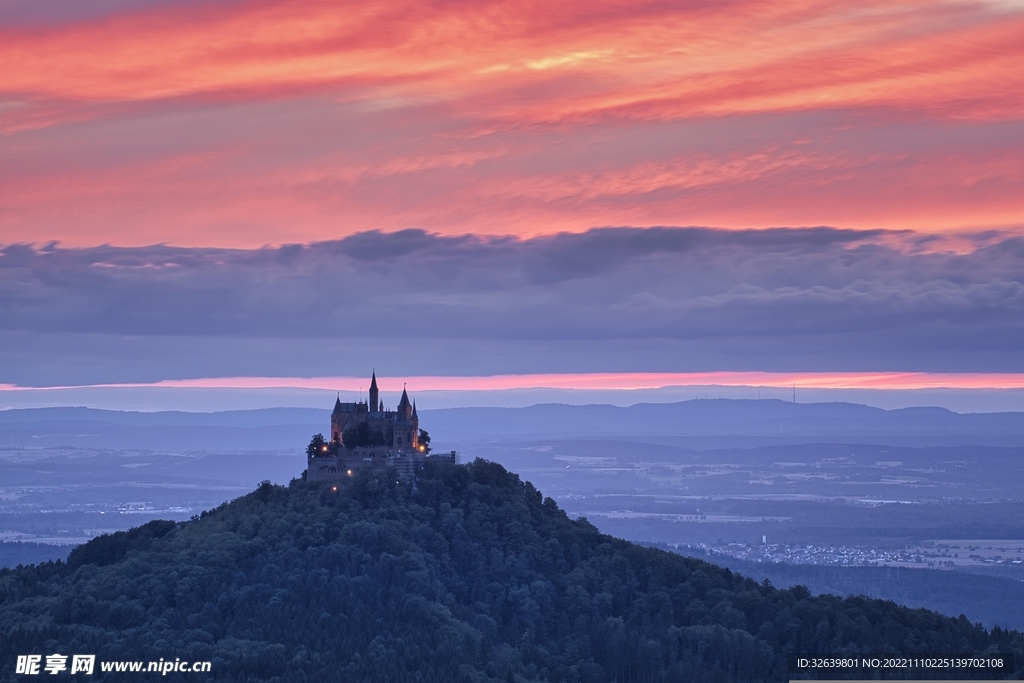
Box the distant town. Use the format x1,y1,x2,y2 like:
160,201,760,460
685,540,1024,569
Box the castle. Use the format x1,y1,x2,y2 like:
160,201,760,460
331,371,421,452
307,372,455,481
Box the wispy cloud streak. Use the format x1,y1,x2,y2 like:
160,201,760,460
7,371,1024,392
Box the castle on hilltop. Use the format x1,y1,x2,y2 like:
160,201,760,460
331,371,421,452
307,371,456,480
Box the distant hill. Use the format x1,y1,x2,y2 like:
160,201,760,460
4,400,1024,451
0,407,328,451
423,399,1024,447
0,407,328,427
0,460,1020,682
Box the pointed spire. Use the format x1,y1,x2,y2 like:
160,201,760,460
412,400,418,418
333,393,342,413
368,370,380,413
398,384,411,418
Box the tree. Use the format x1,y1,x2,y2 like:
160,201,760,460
357,422,371,447
342,423,386,448
418,429,431,454
306,433,328,457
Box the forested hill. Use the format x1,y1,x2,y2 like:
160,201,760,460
1,462,1021,683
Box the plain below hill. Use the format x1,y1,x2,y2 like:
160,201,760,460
0,460,1020,682
0,542,72,570
659,544,1024,632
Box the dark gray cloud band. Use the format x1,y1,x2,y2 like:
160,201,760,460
2,227,1023,383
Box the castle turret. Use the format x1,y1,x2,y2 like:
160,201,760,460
398,386,412,419
331,394,343,443
369,371,379,415
411,400,420,449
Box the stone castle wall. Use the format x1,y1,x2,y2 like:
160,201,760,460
307,449,459,482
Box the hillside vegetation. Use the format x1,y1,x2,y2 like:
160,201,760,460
1,460,1021,682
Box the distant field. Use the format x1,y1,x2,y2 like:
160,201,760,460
663,544,1024,632
912,539,1024,568
0,446,300,545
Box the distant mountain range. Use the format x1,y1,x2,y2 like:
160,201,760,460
426,400,1024,445
0,406,326,428
0,406,327,451
3,399,1024,451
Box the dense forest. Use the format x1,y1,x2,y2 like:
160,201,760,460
1,460,1021,682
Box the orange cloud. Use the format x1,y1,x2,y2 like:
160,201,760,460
1,0,1022,246
4,0,1022,121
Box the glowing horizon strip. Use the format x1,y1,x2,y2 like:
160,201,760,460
4,372,1024,392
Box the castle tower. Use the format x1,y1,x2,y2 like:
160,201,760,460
369,371,379,414
398,386,412,419
411,400,420,449
331,394,343,443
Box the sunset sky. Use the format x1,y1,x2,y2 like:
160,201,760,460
1,0,1023,407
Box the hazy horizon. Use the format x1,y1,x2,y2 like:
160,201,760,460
7,384,1024,414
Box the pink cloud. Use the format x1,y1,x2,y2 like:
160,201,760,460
1,0,1022,246
7,372,1024,392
